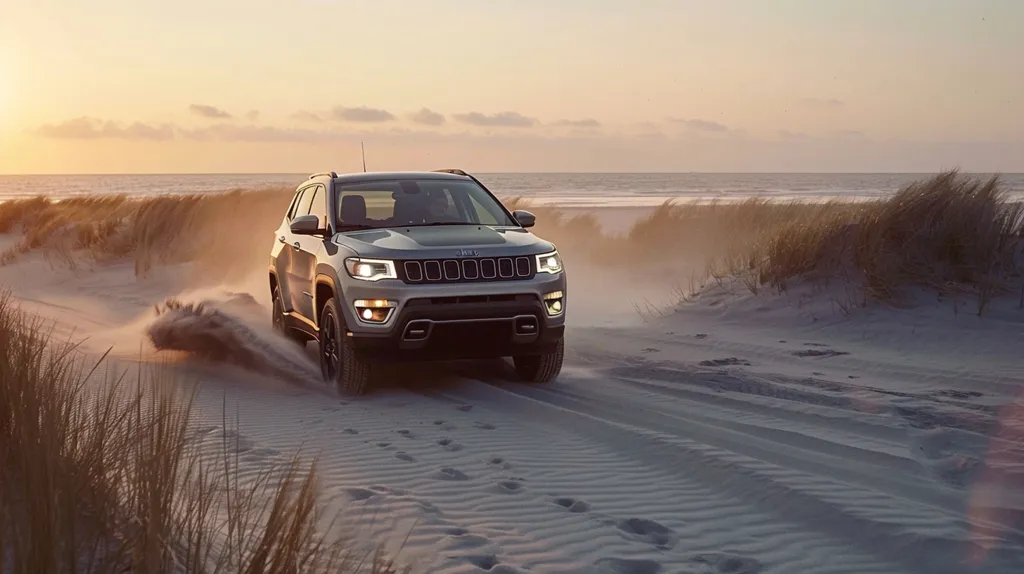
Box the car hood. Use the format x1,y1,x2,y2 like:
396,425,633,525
334,225,554,259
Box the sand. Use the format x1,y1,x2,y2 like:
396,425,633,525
1,218,1023,574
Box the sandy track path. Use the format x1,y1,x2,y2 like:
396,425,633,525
2,257,1021,573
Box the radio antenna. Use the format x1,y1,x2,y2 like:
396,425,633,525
360,142,367,172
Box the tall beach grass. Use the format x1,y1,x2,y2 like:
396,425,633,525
0,291,404,573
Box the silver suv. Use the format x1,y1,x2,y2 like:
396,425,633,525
269,169,567,395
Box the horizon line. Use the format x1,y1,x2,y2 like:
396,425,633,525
3,170,1023,177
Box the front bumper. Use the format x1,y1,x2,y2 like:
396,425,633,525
340,273,567,362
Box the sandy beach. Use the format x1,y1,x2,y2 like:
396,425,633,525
1,171,1022,574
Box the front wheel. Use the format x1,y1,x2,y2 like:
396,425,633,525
512,338,564,384
319,298,374,396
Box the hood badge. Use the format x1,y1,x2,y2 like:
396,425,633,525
454,249,479,257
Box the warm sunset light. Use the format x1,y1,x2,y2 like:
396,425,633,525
0,60,9,120
0,3,1023,574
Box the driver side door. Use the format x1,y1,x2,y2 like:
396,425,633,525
292,183,327,323
275,184,315,318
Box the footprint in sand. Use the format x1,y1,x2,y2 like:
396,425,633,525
699,357,751,367
438,438,463,451
345,487,377,502
593,557,663,574
934,389,984,400
475,422,497,430
553,496,591,513
433,420,446,425
342,428,359,435
395,451,415,462
376,441,393,449
496,479,524,494
443,530,493,552
488,456,512,470
457,404,473,412
615,518,678,549
435,467,470,481
395,429,414,438
792,348,849,358
466,554,499,570
689,552,763,573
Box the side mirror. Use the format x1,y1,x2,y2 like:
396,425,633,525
290,214,323,235
512,210,536,228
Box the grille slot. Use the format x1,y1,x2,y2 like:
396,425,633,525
443,260,461,280
424,261,442,281
404,261,423,282
515,257,531,276
399,256,535,284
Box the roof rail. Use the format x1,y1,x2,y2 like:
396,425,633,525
309,171,338,180
432,168,468,176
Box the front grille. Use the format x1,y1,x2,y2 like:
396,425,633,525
400,256,534,284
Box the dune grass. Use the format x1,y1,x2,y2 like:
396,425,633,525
0,291,404,573
0,187,294,280
510,170,1024,313
1,171,1021,313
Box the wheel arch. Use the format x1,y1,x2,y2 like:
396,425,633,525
314,265,343,328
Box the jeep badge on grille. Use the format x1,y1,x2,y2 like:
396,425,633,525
454,249,479,257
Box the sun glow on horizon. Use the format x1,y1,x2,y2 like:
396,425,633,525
0,55,10,123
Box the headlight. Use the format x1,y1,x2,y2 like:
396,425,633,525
535,250,563,274
343,258,397,281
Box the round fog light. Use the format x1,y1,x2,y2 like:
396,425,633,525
551,300,562,312
361,308,373,320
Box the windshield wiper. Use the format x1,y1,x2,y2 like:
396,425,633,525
405,221,478,227
337,224,378,231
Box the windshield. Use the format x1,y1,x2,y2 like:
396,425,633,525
334,178,518,231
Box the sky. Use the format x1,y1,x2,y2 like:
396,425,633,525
0,0,1022,174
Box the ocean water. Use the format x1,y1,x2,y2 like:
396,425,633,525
1,172,1022,209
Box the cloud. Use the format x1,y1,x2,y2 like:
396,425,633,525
331,106,396,123
183,124,347,143
409,108,446,126
800,97,845,109
245,110,260,121
189,104,233,119
777,130,810,140
34,117,176,141
552,118,601,128
453,111,536,128
670,118,730,132
291,110,324,122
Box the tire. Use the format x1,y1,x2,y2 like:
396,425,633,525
319,297,373,396
512,337,564,384
271,285,306,347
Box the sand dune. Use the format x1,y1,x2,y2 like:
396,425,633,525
1,172,1023,573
